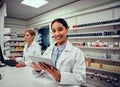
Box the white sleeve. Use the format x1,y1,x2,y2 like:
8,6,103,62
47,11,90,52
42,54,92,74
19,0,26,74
33,45,41,56
16,57,23,62
32,69,45,77
3,55,10,60
25,44,41,66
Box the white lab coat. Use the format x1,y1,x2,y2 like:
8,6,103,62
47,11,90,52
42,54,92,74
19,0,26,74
33,40,86,86
16,41,41,66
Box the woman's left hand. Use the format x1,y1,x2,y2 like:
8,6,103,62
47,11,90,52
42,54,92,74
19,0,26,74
16,62,26,68
32,62,42,71
39,62,61,82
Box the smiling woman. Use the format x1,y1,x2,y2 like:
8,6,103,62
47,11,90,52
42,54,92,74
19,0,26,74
51,18,68,46
32,18,86,86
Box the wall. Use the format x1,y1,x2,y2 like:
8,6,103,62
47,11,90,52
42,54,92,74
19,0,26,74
26,0,120,45
27,0,120,28
0,3,6,49
4,0,120,45
4,17,27,34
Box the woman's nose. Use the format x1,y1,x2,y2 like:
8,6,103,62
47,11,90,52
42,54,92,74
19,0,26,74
55,31,59,36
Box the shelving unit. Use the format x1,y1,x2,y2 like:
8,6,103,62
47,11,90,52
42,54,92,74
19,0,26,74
68,18,120,87
68,35,120,39
4,32,24,57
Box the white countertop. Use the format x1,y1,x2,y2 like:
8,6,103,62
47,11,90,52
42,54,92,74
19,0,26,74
0,66,81,87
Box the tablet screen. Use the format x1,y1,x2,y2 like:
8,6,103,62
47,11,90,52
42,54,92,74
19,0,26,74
29,56,55,67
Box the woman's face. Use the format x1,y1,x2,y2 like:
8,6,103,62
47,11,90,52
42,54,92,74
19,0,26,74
24,32,34,43
51,21,68,46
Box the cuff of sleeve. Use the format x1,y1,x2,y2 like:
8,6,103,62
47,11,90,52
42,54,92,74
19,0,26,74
16,58,22,62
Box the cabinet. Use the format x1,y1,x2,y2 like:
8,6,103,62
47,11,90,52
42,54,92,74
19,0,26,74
68,18,120,87
4,32,24,57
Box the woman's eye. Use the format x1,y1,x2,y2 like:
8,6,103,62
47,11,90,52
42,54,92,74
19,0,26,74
58,28,63,31
24,35,29,37
52,30,56,33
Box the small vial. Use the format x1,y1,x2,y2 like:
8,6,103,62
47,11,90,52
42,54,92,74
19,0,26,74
114,42,119,47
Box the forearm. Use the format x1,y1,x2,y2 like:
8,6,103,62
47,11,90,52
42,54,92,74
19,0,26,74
52,71,61,82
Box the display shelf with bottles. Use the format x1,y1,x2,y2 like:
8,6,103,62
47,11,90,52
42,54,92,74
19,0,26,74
86,71,120,87
86,58,120,74
68,18,120,86
86,60,120,87
4,32,24,57
72,18,120,29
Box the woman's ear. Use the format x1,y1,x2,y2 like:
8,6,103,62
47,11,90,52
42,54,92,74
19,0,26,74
66,28,69,32
32,35,35,39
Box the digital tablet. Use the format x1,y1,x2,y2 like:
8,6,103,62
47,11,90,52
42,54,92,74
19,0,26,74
29,56,55,67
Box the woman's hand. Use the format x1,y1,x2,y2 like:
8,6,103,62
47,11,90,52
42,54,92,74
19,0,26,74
32,62,42,71
39,62,61,82
10,57,16,61
16,62,26,68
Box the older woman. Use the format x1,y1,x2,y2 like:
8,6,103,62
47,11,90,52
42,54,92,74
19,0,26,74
11,28,41,68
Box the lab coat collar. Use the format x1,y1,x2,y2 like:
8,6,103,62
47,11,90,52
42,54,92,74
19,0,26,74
55,40,73,68
45,40,73,62
64,40,73,52
50,40,73,52
24,41,36,51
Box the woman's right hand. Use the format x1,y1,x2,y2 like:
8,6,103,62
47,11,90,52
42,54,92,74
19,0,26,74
10,57,16,61
16,62,26,68
32,62,42,71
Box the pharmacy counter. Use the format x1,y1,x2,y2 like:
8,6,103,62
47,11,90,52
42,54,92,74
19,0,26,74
0,66,92,87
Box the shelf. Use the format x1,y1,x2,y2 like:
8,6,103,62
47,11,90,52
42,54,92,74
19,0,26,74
77,46,120,50
68,35,120,39
8,55,23,57
4,32,24,37
86,57,120,63
5,44,24,47
10,50,23,52
86,77,120,87
70,22,120,30
4,33,15,36
69,19,120,87
4,39,24,43
17,34,24,37
4,32,24,57
87,67,120,75
68,31,103,35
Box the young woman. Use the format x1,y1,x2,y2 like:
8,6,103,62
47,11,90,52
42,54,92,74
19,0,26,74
32,18,86,86
11,28,41,68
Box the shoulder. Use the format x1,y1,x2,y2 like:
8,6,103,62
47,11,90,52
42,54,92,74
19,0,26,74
44,44,53,52
66,40,83,54
72,46,83,56
66,40,82,51
33,41,40,46
73,46,82,52
24,43,27,47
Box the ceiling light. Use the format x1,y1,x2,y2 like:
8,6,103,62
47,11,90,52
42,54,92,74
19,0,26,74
21,0,48,8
